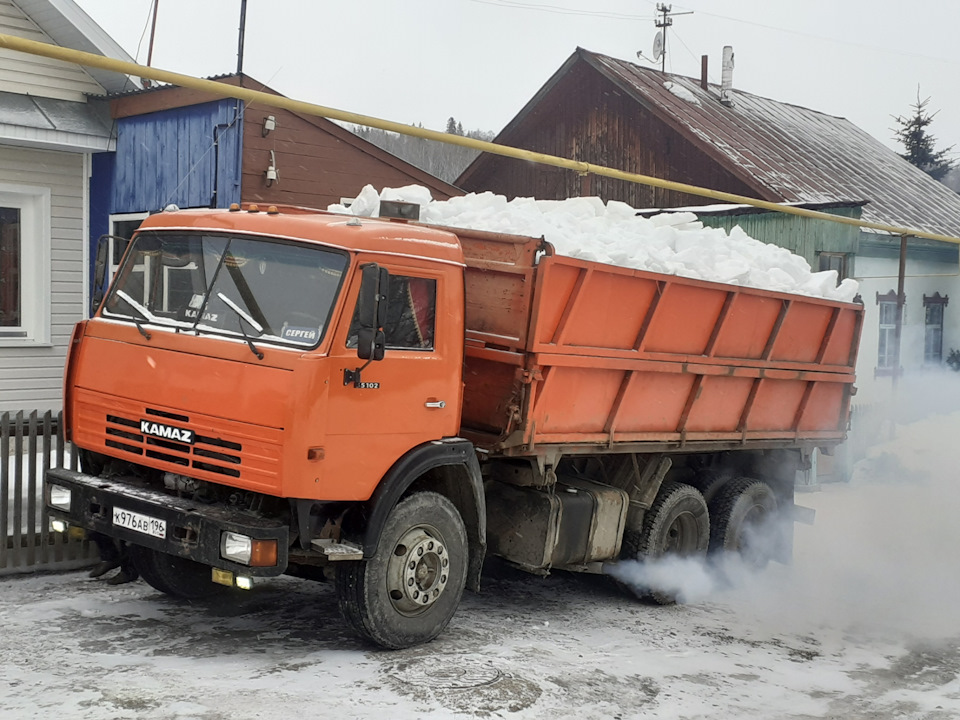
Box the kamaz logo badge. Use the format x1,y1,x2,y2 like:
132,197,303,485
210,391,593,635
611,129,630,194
140,420,195,444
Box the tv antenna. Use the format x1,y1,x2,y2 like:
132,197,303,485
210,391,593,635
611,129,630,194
637,4,693,73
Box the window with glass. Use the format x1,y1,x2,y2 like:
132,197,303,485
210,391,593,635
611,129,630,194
923,293,948,365
0,187,49,344
876,291,902,371
102,231,349,350
107,214,148,279
818,252,849,282
348,274,437,351
0,207,20,331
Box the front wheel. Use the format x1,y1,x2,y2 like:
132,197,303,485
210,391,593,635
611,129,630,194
128,545,228,600
336,491,468,649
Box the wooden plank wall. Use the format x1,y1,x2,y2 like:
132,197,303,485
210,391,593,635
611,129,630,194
460,61,763,208
113,99,243,213
241,106,459,209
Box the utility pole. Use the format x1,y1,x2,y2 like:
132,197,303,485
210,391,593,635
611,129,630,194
653,3,692,73
237,0,248,75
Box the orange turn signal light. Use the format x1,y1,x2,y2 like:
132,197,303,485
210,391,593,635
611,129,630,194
250,539,278,567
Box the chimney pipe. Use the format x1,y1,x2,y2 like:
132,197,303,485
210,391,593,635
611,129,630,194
720,45,735,106
701,55,708,91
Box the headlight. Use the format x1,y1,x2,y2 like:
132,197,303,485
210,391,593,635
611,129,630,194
221,532,252,564
220,532,278,567
49,484,72,511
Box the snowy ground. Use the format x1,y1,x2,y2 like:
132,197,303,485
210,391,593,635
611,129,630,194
3,405,960,719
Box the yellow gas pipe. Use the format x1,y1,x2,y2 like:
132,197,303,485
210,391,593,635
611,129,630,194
0,32,957,245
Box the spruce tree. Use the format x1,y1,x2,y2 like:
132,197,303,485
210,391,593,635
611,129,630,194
893,90,956,181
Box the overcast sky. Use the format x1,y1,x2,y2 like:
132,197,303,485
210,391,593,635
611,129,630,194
73,0,959,158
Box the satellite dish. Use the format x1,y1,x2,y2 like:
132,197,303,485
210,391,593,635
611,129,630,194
652,31,664,61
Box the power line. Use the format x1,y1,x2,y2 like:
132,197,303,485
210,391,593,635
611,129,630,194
464,0,653,21
672,4,959,68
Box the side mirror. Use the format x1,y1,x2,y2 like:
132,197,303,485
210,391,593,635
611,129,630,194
356,263,389,361
357,327,385,362
90,235,110,316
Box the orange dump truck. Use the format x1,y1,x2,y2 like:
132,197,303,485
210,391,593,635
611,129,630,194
46,203,862,648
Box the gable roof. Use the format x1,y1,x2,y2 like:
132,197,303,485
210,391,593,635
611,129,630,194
8,0,136,95
108,73,462,202
461,47,960,239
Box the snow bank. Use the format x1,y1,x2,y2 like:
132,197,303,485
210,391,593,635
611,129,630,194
329,185,860,302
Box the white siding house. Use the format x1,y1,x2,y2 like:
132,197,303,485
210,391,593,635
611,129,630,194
0,0,135,413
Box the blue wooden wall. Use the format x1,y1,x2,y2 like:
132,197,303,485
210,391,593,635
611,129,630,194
112,98,243,214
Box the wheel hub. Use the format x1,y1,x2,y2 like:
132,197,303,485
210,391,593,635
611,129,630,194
665,512,700,555
387,527,449,615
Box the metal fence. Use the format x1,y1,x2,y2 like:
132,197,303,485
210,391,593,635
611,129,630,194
1,410,95,576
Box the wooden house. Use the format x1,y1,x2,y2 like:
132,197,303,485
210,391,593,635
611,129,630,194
92,74,461,280
458,48,960,404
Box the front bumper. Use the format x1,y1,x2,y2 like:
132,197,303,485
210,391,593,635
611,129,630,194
45,467,290,577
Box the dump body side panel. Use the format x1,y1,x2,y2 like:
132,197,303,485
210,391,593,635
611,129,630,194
459,238,862,456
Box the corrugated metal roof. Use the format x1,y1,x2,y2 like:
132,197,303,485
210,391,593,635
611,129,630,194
0,89,113,149
583,49,960,238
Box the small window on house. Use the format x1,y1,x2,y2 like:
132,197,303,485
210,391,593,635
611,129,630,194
347,275,437,350
0,186,49,345
0,207,21,331
876,290,902,372
818,252,849,281
98,213,150,308
108,213,149,280
923,293,948,365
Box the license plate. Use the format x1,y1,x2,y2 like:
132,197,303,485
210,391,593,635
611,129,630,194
113,507,166,539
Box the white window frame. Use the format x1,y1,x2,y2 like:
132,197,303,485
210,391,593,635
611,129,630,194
923,295,947,366
107,212,149,280
0,185,51,347
877,300,900,370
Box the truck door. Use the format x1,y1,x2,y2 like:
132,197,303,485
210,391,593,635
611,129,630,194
323,265,463,501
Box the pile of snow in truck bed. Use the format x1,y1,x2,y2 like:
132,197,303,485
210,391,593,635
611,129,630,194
329,184,860,303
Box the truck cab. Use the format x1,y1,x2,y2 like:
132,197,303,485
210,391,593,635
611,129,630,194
50,204,486,648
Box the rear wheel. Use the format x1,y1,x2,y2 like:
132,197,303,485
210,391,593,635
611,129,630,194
621,482,710,604
336,491,467,649
689,472,728,505
128,545,228,600
708,477,779,568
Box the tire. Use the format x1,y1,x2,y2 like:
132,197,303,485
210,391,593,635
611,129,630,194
689,472,728,505
620,482,710,605
708,477,779,568
128,545,228,600
336,491,468,649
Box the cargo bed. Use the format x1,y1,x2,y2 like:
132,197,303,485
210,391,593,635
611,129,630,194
451,227,863,458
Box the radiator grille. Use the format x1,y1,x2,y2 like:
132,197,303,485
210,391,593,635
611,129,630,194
105,412,243,479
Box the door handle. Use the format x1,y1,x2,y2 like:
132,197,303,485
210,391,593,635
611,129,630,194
425,400,446,409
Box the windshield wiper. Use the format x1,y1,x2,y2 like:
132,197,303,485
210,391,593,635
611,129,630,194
217,292,264,360
115,290,153,340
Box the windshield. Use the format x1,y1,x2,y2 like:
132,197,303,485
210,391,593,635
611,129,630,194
102,231,348,349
